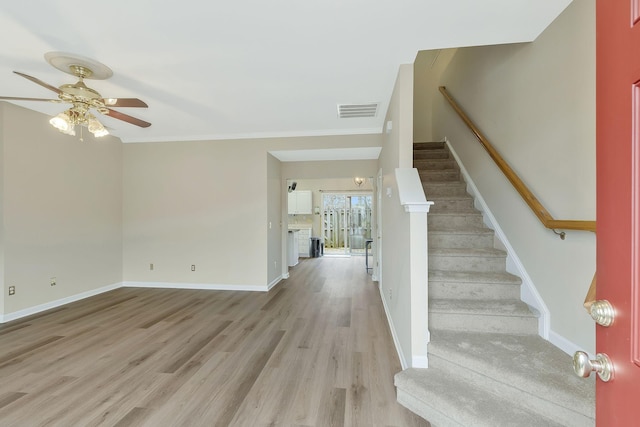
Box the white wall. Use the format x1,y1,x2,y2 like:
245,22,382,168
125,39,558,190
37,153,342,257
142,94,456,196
1,102,123,315
423,0,596,351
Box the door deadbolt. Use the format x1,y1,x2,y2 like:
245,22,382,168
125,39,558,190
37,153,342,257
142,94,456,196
573,351,613,382
589,300,615,327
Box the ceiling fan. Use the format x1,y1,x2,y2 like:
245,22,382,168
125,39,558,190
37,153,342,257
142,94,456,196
0,52,151,138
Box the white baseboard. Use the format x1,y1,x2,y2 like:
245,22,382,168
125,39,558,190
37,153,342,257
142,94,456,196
379,287,408,370
0,278,281,325
549,330,592,358
1,282,123,324
445,138,551,340
123,281,269,292
267,275,284,291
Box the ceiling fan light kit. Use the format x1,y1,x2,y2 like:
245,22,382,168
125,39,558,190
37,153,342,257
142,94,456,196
0,52,151,139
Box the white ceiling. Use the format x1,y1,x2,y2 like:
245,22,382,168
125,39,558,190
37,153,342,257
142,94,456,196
0,1,571,144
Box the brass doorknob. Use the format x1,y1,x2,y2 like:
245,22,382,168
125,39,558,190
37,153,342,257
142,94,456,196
589,300,615,327
573,351,613,382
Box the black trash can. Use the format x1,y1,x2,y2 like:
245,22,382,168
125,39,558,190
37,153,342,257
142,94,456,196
310,237,323,257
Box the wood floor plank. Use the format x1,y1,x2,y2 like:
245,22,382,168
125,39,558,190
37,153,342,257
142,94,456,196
0,392,27,410
0,257,429,426
160,320,232,373
112,407,148,427
318,387,346,427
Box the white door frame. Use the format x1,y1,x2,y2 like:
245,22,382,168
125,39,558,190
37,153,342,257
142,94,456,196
373,168,383,282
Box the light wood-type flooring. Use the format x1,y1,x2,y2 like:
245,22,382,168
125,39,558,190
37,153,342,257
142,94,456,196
0,256,430,426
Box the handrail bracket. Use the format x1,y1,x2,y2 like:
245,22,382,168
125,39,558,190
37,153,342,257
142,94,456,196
552,229,567,240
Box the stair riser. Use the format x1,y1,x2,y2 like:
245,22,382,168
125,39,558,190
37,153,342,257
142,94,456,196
413,142,445,150
413,159,458,170
419,170,461,182
430,254,506,272
429,198,475,212
429,233,495,249
428,355,594,427
429,312,537,335
414,150,450,160
429,281,520,300
423,183,468,197
428,214,485,229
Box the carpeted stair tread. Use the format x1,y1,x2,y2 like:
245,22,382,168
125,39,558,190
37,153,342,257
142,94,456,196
429,298,537,318
429,270,521,285
430,247,506,258
422,182,468,196
426,195,475,212
428,330,595,423
429,209,482,216
395,367,565,427
429,226,494,235
426,195,473,201
414,150,450,160
413,159,458,170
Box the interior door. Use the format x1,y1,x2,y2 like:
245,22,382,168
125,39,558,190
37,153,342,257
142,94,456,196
596,0,640,423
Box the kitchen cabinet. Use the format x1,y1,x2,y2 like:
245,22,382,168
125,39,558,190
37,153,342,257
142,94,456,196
287,230,299,266
288,190,312,215
297,228,311,257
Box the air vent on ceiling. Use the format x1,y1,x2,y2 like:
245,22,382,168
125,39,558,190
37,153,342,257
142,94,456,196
337,103,379,118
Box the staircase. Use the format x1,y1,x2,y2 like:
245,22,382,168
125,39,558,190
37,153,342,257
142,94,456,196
394,142,595,427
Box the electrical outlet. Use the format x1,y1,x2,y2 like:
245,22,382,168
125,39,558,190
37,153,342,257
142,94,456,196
50,277,56,286
150,263,154,271
8,286,15,295
388,288,392,300
191,264,196,271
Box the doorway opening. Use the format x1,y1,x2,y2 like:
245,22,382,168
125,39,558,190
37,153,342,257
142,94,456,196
322,193,372,256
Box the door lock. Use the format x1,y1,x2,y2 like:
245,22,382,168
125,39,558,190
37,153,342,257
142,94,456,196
589,299,615,327
573,351,613,382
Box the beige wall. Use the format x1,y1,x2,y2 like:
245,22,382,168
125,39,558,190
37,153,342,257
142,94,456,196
414,49,456,142
123,139,269,286
267,153,282,285
123,135,382,287
1,102,123,314
0,103,381,315
378,63,416,366
0,104,5,314
423,0,596,351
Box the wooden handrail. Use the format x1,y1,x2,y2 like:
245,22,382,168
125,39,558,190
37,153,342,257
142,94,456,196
439,86,596,233
584,273,597,310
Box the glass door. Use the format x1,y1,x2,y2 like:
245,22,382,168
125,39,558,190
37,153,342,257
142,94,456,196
348,195,372,255
322,193,372,256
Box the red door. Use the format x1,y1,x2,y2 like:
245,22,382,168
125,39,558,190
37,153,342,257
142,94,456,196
597,0,640,424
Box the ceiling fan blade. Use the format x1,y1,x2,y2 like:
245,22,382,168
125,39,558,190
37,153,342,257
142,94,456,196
102,98,148,108
14,71,62,95
0,96,62,103
103,108,151,128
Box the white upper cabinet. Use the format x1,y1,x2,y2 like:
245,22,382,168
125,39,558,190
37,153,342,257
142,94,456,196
288,190,312,215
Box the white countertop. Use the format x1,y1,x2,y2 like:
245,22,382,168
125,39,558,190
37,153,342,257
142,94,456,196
288,223,312,230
